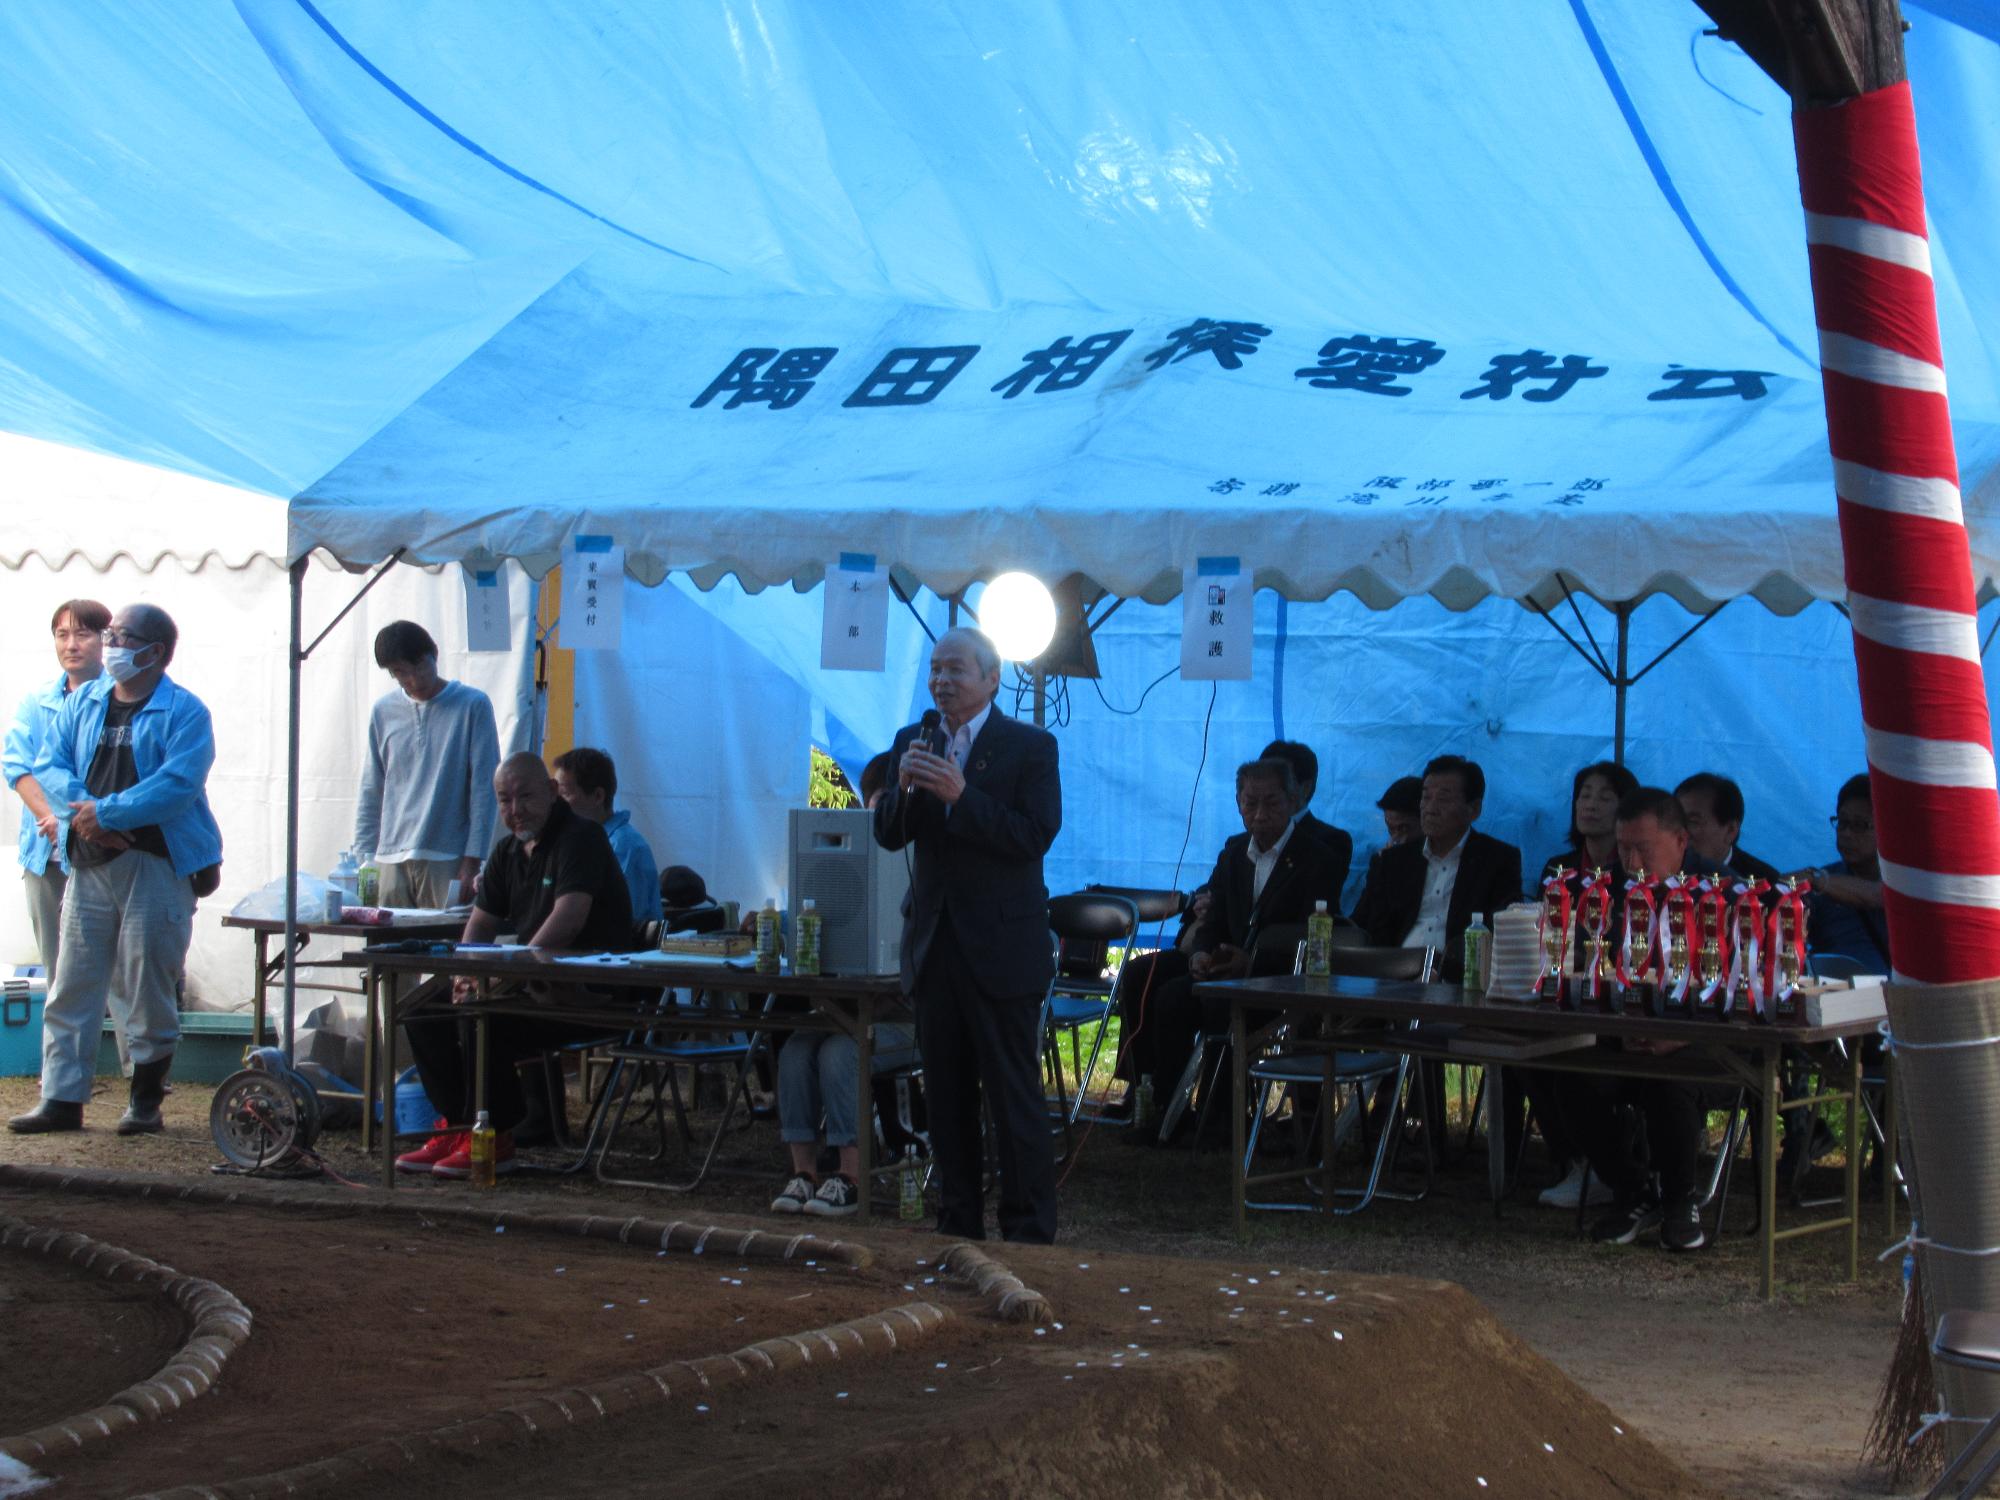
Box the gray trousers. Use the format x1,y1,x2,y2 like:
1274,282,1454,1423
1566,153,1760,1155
25,865,131,1072
40,852,192,1104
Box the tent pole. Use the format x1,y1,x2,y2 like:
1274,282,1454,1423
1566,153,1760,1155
1613,602,1631,766
282,558,304,1064
1032,664,1047,727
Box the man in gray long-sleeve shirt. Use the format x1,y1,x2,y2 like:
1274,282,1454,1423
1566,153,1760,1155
353,621,500,908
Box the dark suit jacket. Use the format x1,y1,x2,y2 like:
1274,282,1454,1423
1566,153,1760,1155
1191,825,1348,972
1291,811,1354,909
873,709,1061,999
1352,828,1524,980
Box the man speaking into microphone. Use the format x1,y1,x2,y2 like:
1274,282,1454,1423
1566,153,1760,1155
875,626,1061,1244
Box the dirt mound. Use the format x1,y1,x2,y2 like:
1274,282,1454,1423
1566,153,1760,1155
0,1181,1712,1498
0,1252,184,1436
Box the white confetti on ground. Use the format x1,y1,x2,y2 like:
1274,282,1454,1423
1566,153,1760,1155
1612,1425,1624,1435
1543,1442,1555,1453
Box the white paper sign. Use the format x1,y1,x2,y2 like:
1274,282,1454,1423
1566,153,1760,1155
560,537,625,650
821,552,890,671
462,564,512,653
1181,556,1252,680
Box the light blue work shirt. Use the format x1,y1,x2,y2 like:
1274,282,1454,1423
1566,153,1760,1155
36,673,224,878
3,672,71,875
604,808,662,923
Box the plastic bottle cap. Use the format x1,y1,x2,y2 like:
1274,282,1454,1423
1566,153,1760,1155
802,898,816,911
765,899,777,910
1314,900,1328,913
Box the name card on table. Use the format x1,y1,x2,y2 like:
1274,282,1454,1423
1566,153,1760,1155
560,536,625,650
462,564,512,653
821,551,889,671
1181,555,1252,680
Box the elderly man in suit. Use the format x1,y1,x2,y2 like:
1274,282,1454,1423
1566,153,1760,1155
874,627,1062,1244
1115,757,1348,1131
1259,739,1354,896
1351,754,1523,980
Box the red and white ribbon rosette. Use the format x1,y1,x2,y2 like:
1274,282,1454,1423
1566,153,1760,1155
1578,868,1614,1004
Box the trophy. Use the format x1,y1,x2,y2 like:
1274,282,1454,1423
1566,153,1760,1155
1535,865,1574,1004
1766,877,1811,1021
1579,867,1615,1010
1619,866,1658,1012
1659,874,1694,1014
1726,877,1771,1018
1692,878,1730,1016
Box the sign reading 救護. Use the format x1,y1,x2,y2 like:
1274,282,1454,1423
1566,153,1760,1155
1182,556,1251,682
821,552,890,672
462,564,511,653
560,535,625,650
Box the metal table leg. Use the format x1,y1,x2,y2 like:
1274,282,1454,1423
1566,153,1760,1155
379,965,399,1190
251,930,270,1048
1759,1047,1779,1299
855,994,874,1217
1231,1001,1247,1240
1846,1040,1863,1282
360,965,376,1155
1486,1064,1507,1217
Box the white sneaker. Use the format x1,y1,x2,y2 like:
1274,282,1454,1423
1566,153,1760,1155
1537,1162,1613,1208
770,1174,816,1214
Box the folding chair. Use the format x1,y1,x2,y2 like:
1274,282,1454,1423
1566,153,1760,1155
1154,922,1308,1146
1042,892,1141,1126
590,988,775,1192
1241,944,1437,1214
1921,1311,2000,1498
1083,884,1187,924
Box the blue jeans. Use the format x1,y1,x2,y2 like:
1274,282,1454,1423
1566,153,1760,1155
777,1025,914,1148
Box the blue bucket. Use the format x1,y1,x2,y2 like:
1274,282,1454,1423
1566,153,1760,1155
373,1067,441,1133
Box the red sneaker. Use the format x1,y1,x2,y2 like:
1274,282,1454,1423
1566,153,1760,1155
432,1130,515,1179
395,1122,465,1174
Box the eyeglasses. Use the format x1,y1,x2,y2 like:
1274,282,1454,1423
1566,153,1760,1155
1829,816,1873,833
101,628,156,647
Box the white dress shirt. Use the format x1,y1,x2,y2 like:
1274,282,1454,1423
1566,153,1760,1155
1246,820,1295,904
946,700,993,769
1403,829,1467,952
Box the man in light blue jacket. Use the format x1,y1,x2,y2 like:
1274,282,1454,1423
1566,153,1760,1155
8,604,222,1136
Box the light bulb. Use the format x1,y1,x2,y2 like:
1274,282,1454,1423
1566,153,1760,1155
977,572,1057,662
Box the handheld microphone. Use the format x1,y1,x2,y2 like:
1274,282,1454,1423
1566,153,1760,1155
919,708,944,757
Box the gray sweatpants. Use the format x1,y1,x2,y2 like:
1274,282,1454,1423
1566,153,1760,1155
25,864,132,1073
40,852,191,1104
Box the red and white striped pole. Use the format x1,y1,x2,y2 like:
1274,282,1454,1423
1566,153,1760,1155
1795,82,2000,984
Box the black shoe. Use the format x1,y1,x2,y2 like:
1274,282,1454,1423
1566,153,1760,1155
9,1098,84,1134
116,1056,172,1136
1660,1195,1707,1252
1591,1198,1663,1245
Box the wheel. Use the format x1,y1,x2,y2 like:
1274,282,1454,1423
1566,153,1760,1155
281,1066,322,1152
210,1069,303,1168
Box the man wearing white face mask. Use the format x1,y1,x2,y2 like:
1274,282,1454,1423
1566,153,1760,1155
9,604,222,1136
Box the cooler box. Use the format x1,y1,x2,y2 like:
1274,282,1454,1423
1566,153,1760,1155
93,1010,256,1083
0,977,46,1076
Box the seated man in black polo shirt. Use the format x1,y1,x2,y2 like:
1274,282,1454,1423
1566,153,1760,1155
397,752,634,1179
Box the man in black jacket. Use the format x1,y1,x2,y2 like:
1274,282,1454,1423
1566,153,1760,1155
1259,739,1354,898
1675,772,1781,885
874,628,1061,1243
1116,758,1347,1111
1351,754,1523,981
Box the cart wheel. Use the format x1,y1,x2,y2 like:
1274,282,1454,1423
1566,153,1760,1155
283,1067,322,1152
210,1068,303,1168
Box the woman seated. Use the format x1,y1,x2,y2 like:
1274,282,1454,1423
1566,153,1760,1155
1528,760,1638,1209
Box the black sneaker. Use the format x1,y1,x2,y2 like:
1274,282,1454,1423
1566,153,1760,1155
803,1173,860,1217
1591,1198,1663,1245
1660,1195,1707,1252
770,1174,816,1214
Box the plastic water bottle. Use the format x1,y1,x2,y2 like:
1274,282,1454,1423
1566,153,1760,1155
1133,1074,1155,1128
794,898,822,976
899,1146,924,1221
755,899,782,974
1305,900,1333,977
356,855,380,909
1463,913,1490,993
468,1110,497,1190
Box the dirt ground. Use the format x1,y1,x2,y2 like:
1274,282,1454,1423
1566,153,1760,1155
0,1071,1914,1498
